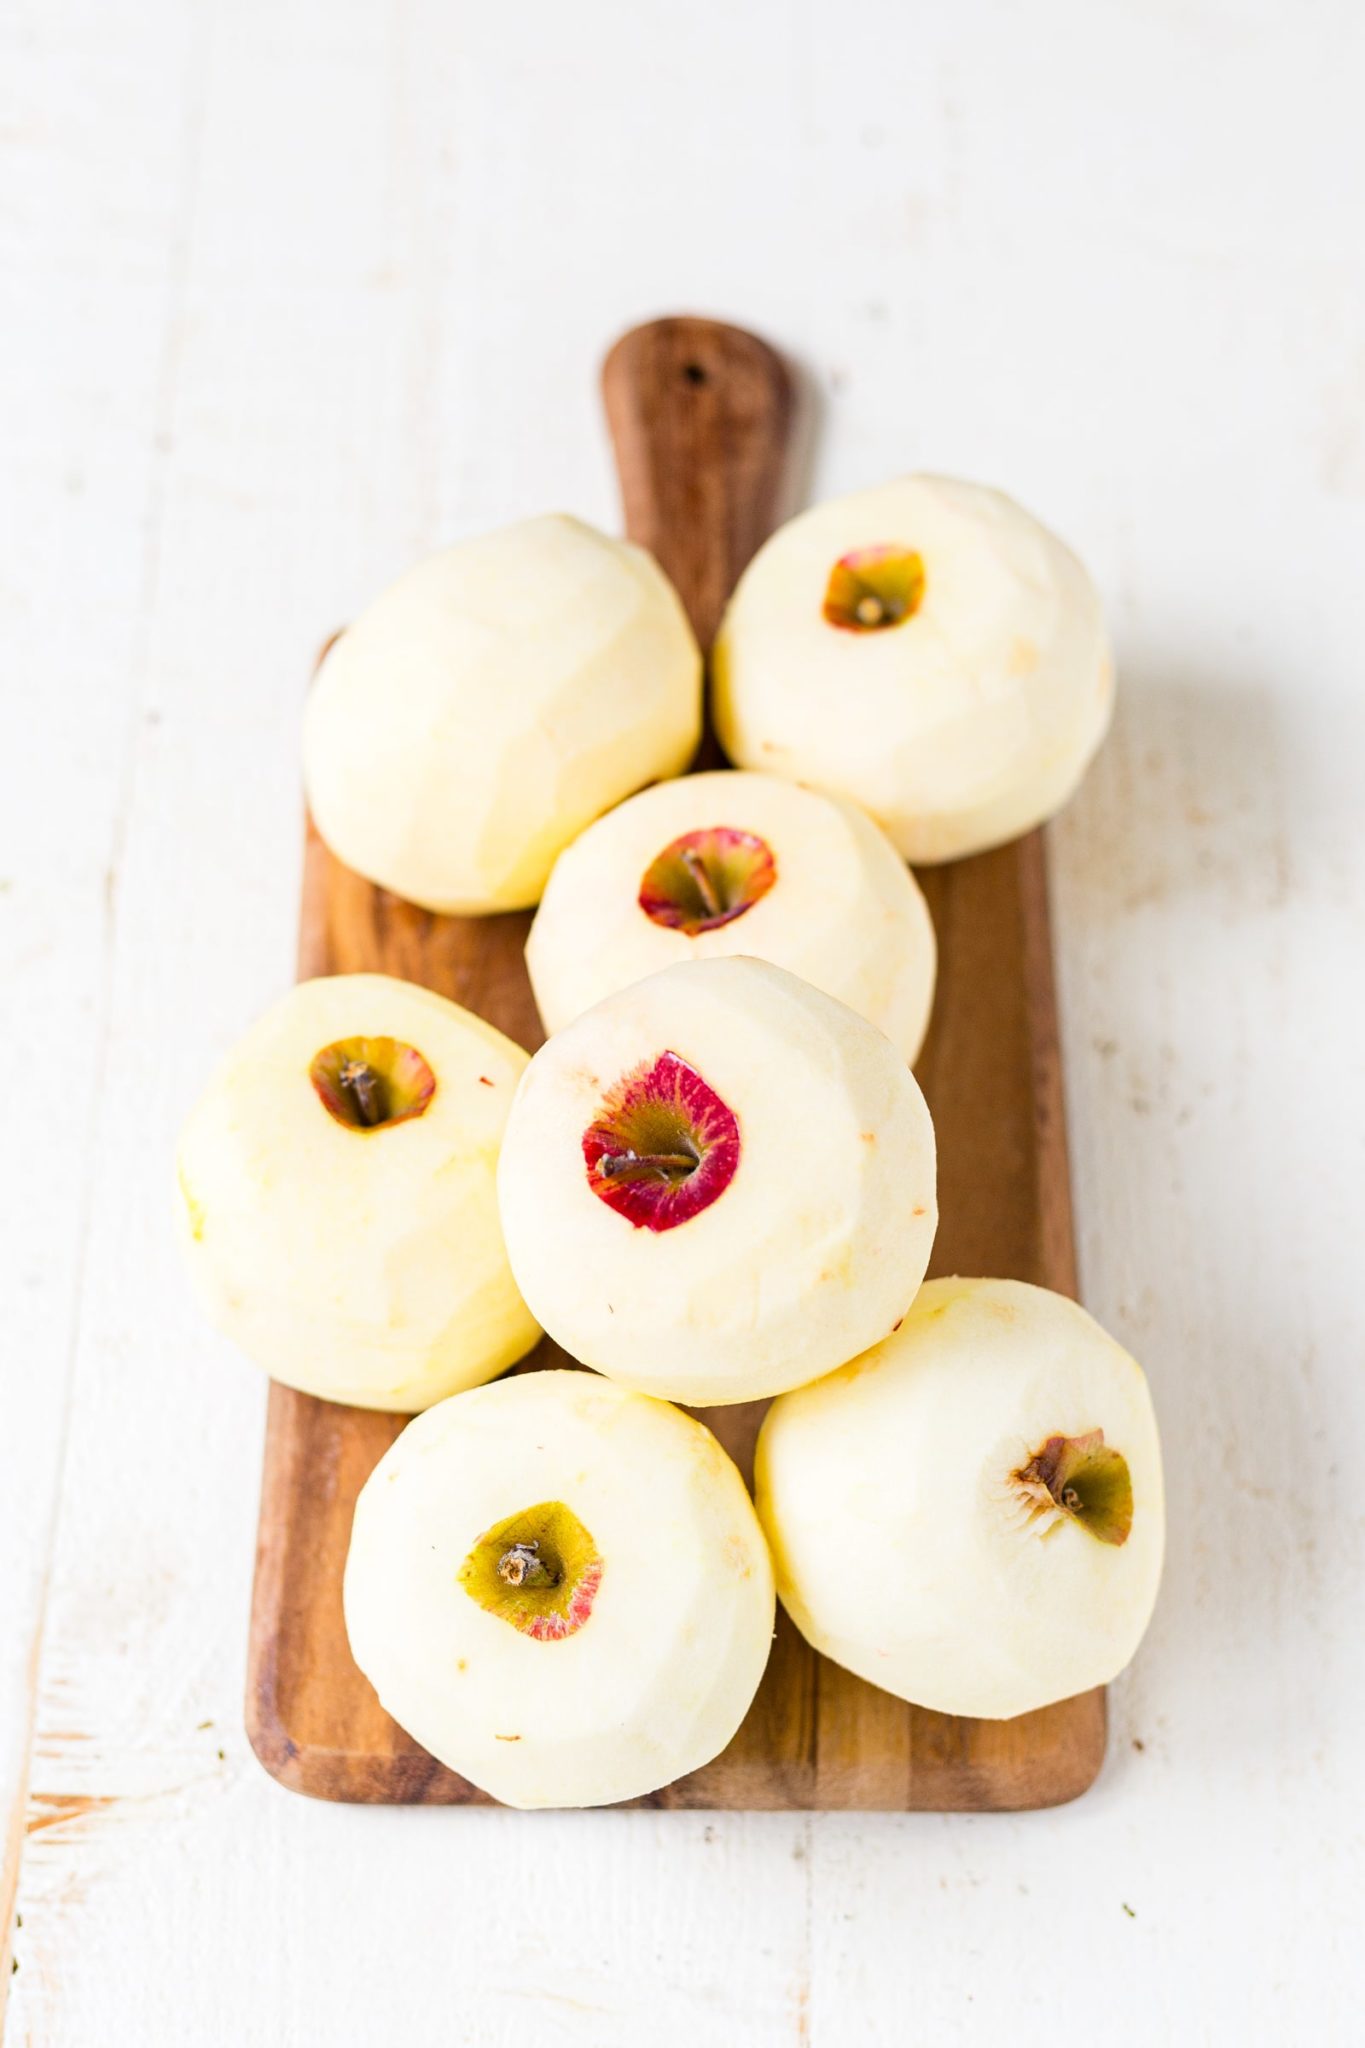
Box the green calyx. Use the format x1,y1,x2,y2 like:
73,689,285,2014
458,1500,603,1641
1014,1429,1133,1547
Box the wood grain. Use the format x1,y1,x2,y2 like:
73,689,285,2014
602,316,795,657
246,315,1105,1810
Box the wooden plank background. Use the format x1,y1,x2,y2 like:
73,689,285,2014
5,0,1364,2040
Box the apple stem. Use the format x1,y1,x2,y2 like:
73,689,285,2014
597,1149,700,1183
855,594,885,626
339,1059,385,1126
680,845,724,919
498,1542,558,1590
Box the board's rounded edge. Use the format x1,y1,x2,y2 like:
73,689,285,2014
986,1687,1109,1813
1027,1686,1109,1809
244,1683,484,1805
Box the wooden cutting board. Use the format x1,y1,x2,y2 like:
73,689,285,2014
246,316,1106,1809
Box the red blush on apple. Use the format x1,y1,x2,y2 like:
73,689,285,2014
582,1051,740,1232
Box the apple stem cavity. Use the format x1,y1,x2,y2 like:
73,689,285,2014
582,1050,741,1231
823,545,926,633
638,827,777,938
309,1035,437,1132
460,1502,603,1641
1013,1428,1134,1547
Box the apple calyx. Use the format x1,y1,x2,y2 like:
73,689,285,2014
1013,1429,1133,1547
497,1542,556,1590
459,1501,603,1640
823,545,926,632
638,826,778,937
583,1049,740,1232
310,1035,436,1131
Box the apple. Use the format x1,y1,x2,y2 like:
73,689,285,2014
712,476,1113,863
343,1368,775,1807
303,514,702,913
175,973,540,1410
526,769,937,1062
755,1277,1164,1718
496,957,937,1406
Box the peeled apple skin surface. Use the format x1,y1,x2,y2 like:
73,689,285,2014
755,1277,1164,1719
303,514,703,913
343,1371,776,1808
497,956,938,1407
712,476,1114,864
526,769,938,1063
174,973,540,1410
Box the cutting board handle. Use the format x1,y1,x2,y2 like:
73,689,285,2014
602,316,794,653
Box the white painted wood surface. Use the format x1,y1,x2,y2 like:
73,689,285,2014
4,0,1363,2038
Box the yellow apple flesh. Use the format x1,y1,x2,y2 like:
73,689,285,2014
713,476,1113,864
527,769,937,1062
343,1370,775,1807
756,1277,1164,1718
304,514,702,912
497,957,938,1406
175,973,540,1410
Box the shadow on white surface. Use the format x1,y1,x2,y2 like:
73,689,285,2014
1054,661,1357,1793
